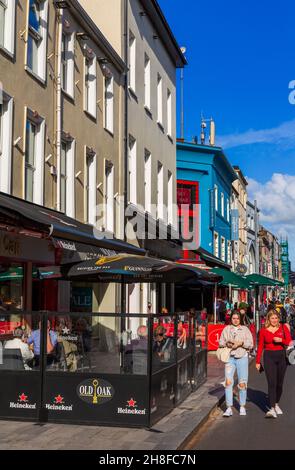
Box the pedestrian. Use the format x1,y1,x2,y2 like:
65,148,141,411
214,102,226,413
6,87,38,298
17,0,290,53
219,311,254,417
256,309,292,418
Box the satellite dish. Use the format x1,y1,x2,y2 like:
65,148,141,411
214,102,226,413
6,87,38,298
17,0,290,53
180,46,186,54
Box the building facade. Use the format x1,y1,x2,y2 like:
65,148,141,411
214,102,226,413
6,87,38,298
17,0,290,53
79,0,186,314
245,200,260,274
258,226,282,281
231,166,248,274
176,141,237,267
0,0,137,313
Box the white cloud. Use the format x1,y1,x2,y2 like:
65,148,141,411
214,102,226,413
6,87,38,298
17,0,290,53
248,173,295,265
218,119,295,149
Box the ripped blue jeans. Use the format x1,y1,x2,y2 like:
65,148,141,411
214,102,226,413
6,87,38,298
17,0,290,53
225,355,249,407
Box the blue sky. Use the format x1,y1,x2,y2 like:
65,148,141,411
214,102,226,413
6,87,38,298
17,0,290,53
159,0,295,264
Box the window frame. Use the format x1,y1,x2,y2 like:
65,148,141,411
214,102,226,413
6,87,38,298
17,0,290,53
26,0,48,81
104,74,114,134
129,31,136,92
84,55,97,118
144,53,151,110
157,74,163,125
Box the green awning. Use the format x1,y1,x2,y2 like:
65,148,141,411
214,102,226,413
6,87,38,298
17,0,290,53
212,268,250,289
246,274,284,287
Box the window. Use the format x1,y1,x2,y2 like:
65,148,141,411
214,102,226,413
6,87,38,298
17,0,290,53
60,138,75,217
85,149,96,225
221,193,224,217
0,92,13,194
226,199,230,222
144,54,150,109
128,135,137,204
27,0,48,80
167,89,172,137
157,74,163,124
129,31,136,91
157,162,163,220
214,232,219,258
144,150,151,213
221,237,225,261
0,0,15,54
61,32,74,97
25,112,45,205
85,56,97,117
227,241,231,264
167,171,173,225
214,185,218,211
105,75,114,133
105,161,114,233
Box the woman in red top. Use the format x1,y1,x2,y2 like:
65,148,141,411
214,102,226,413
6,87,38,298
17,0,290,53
256,309,292,418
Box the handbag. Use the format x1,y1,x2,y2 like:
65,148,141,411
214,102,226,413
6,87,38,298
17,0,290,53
216,346,231,363
282,324,295,365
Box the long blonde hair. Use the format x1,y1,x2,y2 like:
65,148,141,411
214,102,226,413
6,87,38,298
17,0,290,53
265,309,280,328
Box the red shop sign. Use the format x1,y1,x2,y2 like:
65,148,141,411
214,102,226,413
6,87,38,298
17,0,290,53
208,324,226,351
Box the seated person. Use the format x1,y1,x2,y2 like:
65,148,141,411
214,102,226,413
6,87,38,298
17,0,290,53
4,327,34,369
153,325,173,363
124,325,148,374
27,320,58,367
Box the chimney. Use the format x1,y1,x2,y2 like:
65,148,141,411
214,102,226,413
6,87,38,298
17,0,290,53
201,119,206,144
209,118,215,146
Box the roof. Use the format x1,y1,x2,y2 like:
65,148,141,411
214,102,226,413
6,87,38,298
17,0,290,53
141,0,187,68
233,166,248,187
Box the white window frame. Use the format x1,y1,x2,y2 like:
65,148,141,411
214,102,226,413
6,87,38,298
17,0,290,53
214,232,219,258
144,53,151,110
167,170,173,225
0,92,13,194
214,184,218,212
84,55,97,118
104,74,114,134
157,74,163,125
24,109,45,205
226,198,230,222
105,160,114,233
157,161,164,220
221,192,224,217
60,138,75,217
227,241,231,264
144,149,151,213
85,148,96,225
221,236,225,261
26,0,49,81
167,89,172,137
0,0,15,55
61,31,74,97
128,135,137,205
129,31,136,92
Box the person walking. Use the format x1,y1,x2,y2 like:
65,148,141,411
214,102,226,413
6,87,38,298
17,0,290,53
219,311,254,417
256,309,292,418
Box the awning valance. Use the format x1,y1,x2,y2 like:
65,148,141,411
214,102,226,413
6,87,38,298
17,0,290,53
212,267,250,289
39,254,222,284
246,274,284,287
0,192,145,256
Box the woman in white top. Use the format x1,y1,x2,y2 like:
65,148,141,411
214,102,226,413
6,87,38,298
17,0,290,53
219,311,254,417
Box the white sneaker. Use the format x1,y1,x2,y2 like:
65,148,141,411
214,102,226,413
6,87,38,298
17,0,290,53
275,405,283,415
265,409,277,419
223,407,233,417
240,406,247,416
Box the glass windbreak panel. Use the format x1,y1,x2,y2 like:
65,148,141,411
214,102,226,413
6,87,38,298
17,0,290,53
177,313,191,359
195,317,207,351
152,316,176,372
0,263,24,311
122,317,148,375
46,314,122,374
0,313,40,370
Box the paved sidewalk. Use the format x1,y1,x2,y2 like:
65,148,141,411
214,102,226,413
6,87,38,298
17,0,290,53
0,354,225,450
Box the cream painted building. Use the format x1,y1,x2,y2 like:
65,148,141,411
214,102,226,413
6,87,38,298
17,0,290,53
78,0,186,316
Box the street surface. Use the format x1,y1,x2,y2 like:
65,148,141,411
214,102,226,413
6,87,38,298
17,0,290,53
187,361,295,450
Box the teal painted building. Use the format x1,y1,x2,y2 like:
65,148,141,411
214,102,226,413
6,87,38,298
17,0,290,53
176,141,237,265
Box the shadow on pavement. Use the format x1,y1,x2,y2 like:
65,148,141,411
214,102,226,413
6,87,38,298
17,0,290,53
247,387,268,412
